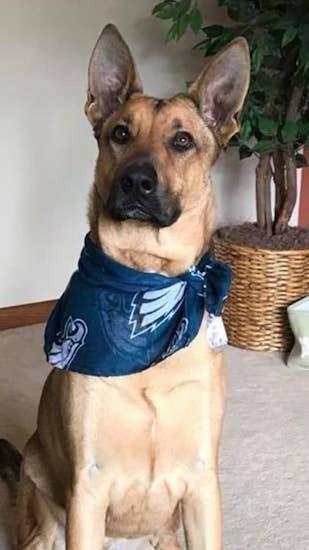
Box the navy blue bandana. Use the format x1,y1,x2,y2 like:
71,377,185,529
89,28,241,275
44,233,232,377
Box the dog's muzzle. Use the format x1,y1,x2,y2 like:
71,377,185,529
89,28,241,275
107,161,180,227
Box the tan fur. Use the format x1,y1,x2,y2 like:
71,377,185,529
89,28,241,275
14,25,250,550
89,95,217,275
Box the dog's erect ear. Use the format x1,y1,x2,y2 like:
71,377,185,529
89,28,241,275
188,38,250,146
85,24,143,130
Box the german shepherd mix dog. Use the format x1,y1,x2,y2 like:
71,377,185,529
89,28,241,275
0,25,250,550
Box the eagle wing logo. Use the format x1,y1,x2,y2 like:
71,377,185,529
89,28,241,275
129,282,186,339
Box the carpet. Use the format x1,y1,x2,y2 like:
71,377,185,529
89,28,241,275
0,324,308,549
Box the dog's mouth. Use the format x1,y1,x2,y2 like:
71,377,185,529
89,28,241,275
112,204,153,222
107,200,181,228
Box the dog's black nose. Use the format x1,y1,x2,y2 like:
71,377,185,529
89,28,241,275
120,162,157,198
108,159,180,226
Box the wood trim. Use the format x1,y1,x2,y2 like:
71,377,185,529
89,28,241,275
299,146,309,227
0,300,56,331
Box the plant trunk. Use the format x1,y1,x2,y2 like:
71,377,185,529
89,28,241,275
265,159,272,236
256,153,272,234
275,84,304,233
273,149,286,224
275,151,297,233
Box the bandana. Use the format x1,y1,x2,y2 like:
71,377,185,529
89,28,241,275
44,233,232,377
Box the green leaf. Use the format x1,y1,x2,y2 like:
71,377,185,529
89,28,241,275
226,1,259,23
152,1,168,14
299,41,309,64
254,11,278,26
258,33,280,57
175,0,191,16
176,13,190,39
281,26,298,47
189,7,202,33
262,54,281,70
253,139,279,154
202,25,224,38
194,36,222,54
258,116,279,137
239,144,253,159
301,60,309,81
240,119,253,141
251,49,263,74
299,23,309,45
255,70,282,98
193,38,209,50
166,22,178,42
281,121,299,142
298,121,309,140
206,33,239,54
152,1,177,20
295,153,308,168
273,17,297,30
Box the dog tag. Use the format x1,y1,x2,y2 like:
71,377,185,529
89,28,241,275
206,314,228,349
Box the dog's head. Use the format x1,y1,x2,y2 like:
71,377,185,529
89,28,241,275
85,25,250,274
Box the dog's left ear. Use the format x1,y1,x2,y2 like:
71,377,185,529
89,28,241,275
85,24,143,133
188,38,250,146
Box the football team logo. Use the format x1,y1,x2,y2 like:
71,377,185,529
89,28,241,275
129,282,186,339
48,317,88,368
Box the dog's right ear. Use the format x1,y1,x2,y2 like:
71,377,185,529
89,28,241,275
85,24,143,133
188,38,250,146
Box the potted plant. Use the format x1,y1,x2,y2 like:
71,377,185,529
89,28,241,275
153,0,309,351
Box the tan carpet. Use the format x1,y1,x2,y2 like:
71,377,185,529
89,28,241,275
0,325,308,549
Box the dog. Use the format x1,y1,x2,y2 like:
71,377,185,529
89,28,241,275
1,24,250,549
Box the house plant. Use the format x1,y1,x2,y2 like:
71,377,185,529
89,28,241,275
153,0,309,350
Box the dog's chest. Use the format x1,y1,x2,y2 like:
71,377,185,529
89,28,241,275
83,371,217,536
37,339,225,538
78,356,220,495
90,374,212,469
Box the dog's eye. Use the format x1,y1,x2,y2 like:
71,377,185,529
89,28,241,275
171,131,194,152
111,125,131,145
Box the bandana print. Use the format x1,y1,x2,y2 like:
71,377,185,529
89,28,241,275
44,233,232,377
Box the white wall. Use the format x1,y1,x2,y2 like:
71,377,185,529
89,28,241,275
0,0,284,307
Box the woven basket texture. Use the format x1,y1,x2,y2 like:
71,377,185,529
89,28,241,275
213,236,309,351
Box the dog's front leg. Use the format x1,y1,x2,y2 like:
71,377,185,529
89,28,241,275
182,471,222,550
66,480,108,550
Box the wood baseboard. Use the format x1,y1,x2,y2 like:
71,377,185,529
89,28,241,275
0,300,57,331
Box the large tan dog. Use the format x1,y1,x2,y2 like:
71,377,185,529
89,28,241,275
4,25,250,550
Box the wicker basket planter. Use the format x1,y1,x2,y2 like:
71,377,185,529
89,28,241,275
213,235,309,351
